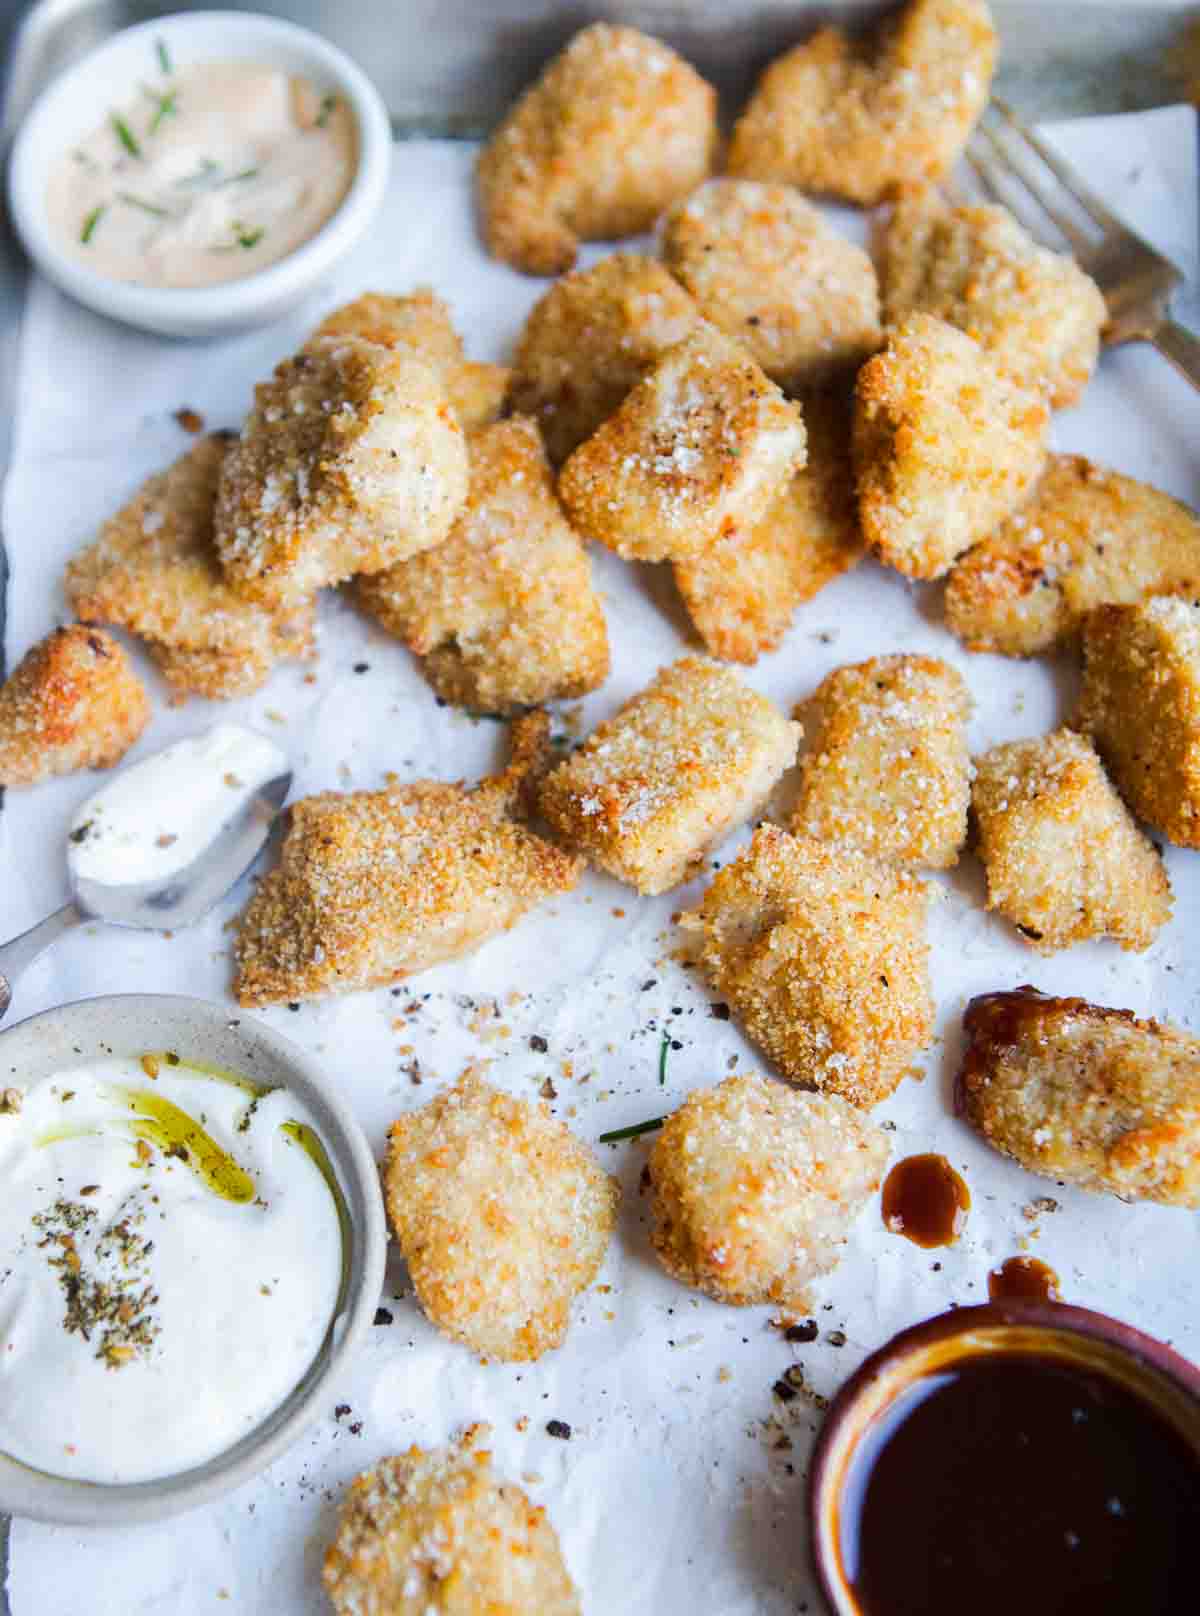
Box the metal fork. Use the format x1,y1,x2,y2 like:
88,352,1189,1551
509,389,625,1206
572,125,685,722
965,99,1200,391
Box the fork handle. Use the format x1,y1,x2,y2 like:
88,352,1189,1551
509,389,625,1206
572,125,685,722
0,903,86,1024
1152,320,1200,392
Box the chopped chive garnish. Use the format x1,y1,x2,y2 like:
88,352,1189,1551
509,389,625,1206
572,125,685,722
143,86,178,134
118,191,170,218
80,204,105,244
315,94,337,128
599,1116,664,1145
658,1030,670,1086
156,37,171,74
236,226,264,249
112,115,142,159
227,167,259,184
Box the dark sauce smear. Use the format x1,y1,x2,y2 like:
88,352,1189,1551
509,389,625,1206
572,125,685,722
989,1254,1060,1303
839,1353,1200,1616
881,1153,969,1247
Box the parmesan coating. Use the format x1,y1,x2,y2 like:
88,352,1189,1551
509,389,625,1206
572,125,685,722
0,625,149,788
944,455,1200,657
792,653,972,868
881,190,1106,408
727,0,996,205
958,987,1200,1207
972,729,1171,954
233,715,580,1005
324,1426,581,1614
64,435,314,701
680,825,933,1108
674,384,862,663
538,656,800,895
476,23,717,275
507,255,701,465
854,314,1049,580
647,1073,889,1308
661,180,882,390
1076,597,1200,849
214,336,468,607
558,327,807,563
354,417,609,713
384,1073,618,1362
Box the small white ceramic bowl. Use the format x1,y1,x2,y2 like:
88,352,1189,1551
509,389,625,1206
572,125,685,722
0,994,387,1525
7,11,391,339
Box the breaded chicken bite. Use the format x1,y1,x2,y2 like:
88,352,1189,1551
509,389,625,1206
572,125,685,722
881,191,1106,408
944,455,1200,657
727,0,996,204
539,656,799,894
354,418,609,713
674,384,863,662
661,180,881,390
959,986,1200,1207
65,435,314,701
792,654,971,868
1077,597,1200,848
972,729,1171,953
507,255,700,465
559,328,807,563
384,1073,618,1362
324,1426,580,1614
476,23,717,275
681,825,933,1108
647,1073,889,1308
854,314,1049,579
0,625,149,787
233,715,580,1005
214,336,468,607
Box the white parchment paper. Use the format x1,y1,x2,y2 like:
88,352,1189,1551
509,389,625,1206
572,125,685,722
3,109,1200,1614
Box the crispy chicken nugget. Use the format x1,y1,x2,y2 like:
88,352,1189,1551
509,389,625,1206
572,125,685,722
324,1425,580,1614
854,313,1049,579
727,0,996,204
944,455,1200,657
1077,597,1200,848
882,190,1106,408
214,336,468,607
384,1073,618,1362
0,625,149,788
647,1073,889,1308
559,327,807,563
792,653,972,868
65,435,314,701
680,825,933,1108
958,986,1200,1207
972,729,1171,954
476,23,717,276
539,656,800,895
507,255,701,465
354,418,609,713
661,180,882,390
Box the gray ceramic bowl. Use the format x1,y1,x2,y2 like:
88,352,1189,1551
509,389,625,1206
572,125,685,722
0,994,387,1525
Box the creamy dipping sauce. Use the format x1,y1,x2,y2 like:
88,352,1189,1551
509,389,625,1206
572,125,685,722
47,52,356,288
0,1056,344,1483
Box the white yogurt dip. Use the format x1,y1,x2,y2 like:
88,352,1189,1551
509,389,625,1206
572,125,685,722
0,1056,344,1484
68,723,287,888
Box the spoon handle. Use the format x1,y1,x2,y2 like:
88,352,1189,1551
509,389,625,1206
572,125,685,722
0,903,86,1023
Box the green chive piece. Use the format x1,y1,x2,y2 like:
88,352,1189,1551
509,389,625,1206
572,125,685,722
80,204,106,244
225,168,259,185
112,115,142,159
237,226,264,250
145,88,177,134
658,1030,670,1086
118,191,170,219
599,1117,664,1145
156,38,171,74
315,94,337,128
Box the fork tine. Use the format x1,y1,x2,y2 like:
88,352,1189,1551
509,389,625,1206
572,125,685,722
973,121,1095,256
963,149,1006,207
991,99,1132,239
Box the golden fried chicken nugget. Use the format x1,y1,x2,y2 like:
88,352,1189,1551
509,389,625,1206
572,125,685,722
944,455,1200,657
959,986,1200,1206
559,328,807,563
324,1426,581,1614
727,0,996,204
539,656,799,895
972,729,1171,953
354,418,609,713
680,825,933,1108
214,336,468,607
384,1073,618,1362
854,314,1049,579
647,1073,889,1308
65,435,314,701
476,23,717,275
0,626,149,788
881,190,1106,408
661,180,881,390
1077,597,1200,848
507,255,701,465
792,653,971,868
